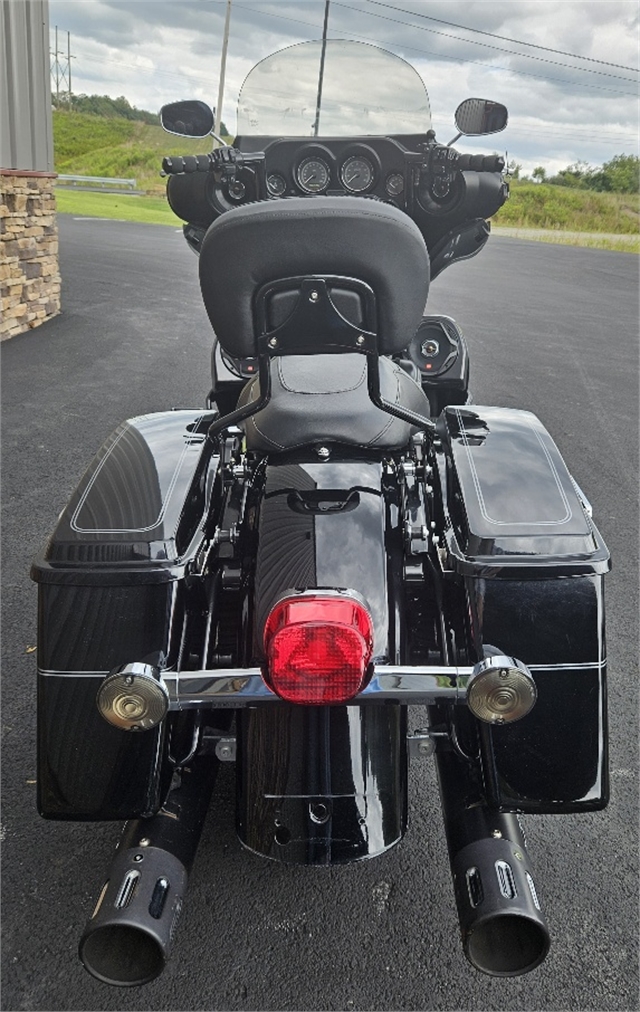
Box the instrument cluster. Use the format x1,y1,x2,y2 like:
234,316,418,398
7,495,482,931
260,138,409,205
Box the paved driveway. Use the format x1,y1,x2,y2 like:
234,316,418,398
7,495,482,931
1,217,638,1011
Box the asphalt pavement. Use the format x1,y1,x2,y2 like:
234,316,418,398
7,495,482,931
1,216,638,1011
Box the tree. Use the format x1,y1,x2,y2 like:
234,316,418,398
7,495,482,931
546,154,639,194
532,166,546,183
591,154,639,193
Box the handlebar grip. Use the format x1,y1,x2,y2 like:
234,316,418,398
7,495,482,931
457,153,505,173
162,154,212,175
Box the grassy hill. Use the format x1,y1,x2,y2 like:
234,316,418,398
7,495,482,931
53,110,639,239
53,110,228,194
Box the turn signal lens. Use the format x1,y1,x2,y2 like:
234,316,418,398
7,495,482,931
97,663,169,731
467,656,537,724
263,592,374,704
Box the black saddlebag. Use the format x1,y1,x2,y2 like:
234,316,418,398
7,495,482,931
31,410,218,820
436,406,610,813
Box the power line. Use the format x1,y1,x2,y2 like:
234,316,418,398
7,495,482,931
363,0,639,73
334,1,637,83
229,2,639,97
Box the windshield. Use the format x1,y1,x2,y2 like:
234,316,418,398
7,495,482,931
237,40,431,137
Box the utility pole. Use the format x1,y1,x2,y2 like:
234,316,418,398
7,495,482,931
50,27,74,107
313,0,330,137
214,0,232,143
54,24,59,100
67,30,72,106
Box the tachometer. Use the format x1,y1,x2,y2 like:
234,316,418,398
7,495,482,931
340,155,374,193
296,157,330,193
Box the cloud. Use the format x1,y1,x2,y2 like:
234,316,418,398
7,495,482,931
49,0,639,173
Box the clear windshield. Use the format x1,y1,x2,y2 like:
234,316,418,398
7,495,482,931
237,40,431,137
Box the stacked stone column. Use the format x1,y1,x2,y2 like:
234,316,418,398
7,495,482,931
1,169,61,340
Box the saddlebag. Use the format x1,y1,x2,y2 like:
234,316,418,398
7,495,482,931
31,410,218,819
436,405,610,813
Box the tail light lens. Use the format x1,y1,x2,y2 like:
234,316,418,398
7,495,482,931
263,593,374,705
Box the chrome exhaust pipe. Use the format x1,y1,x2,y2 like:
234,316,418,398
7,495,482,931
79,759,218,986
435,745,550,976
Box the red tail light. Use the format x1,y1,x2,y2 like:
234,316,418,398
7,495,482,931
263,593,374,705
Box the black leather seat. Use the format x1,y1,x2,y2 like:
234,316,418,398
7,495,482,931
237,353,431,451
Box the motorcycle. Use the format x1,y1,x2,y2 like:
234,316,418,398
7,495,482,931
31,40,610,987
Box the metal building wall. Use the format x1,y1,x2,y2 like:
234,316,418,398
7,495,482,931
0,0,54,172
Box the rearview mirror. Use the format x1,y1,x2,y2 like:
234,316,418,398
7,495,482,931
160,100,214,138
454,99,508,137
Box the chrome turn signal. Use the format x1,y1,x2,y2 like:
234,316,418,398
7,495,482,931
466,655,537,724
96,663,169,731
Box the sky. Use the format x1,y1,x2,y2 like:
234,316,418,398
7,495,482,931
48,0,639,176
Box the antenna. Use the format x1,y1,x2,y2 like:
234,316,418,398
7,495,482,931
312,1,330,137
214,0,232,144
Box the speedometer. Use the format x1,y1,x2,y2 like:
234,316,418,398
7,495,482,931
296,157,330,193
340,156,374,193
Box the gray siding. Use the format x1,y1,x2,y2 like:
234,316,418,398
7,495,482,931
0,0,54,172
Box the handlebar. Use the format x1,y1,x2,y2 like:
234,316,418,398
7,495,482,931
457,153,505,173
162,154,212,175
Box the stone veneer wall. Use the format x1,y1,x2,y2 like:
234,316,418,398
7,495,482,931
1,169,61,340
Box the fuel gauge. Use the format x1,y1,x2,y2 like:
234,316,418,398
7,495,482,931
267,173,287,196
385,172,404,197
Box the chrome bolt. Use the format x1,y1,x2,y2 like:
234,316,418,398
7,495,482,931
139,838,151,848
499,669,509,679
492,830,502,839
309,290,319,302
316,446,330,460
268,337,278,349
356,334,365,346
218,744,233,760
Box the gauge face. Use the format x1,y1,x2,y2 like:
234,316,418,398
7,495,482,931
340,155,374,193
267,173,287,196
385,172,404,197
297,157,330,193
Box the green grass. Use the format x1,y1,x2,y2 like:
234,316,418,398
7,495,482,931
55,188,181,225
492,180,639,235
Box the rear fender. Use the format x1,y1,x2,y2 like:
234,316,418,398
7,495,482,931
237,455,408,862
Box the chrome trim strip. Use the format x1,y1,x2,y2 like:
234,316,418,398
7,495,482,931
528,660,606,672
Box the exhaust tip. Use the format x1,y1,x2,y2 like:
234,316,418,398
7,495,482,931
80,924,165,987
466,914,550,977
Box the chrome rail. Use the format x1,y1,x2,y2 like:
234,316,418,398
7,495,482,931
162,665,474,710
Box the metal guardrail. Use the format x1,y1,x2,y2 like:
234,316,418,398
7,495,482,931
57,174,139,193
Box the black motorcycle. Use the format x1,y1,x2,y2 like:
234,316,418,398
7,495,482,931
32,40,610,986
